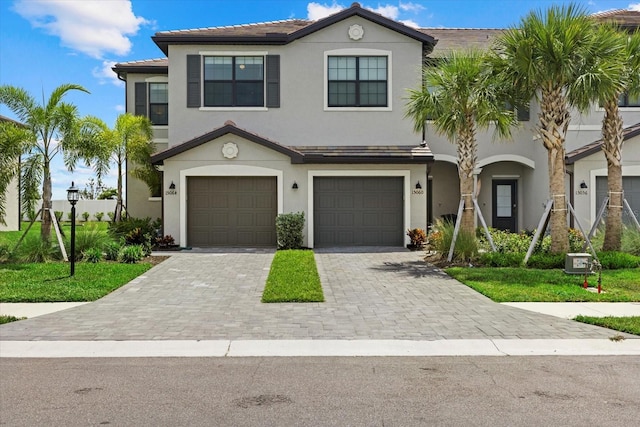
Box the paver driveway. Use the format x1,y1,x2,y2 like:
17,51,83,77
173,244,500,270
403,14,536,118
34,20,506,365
0,249,622,341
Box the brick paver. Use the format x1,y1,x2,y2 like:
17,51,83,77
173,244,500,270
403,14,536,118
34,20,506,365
0,249,625,340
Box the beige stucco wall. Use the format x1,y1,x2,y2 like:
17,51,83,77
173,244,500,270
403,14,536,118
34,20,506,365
1,176,20,231
160,134,427,247
166,16,424,148
571,136,640,230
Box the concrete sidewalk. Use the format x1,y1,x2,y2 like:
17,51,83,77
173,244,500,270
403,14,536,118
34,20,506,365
2,301,639,320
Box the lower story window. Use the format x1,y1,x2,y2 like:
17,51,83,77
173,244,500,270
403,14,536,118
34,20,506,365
619,93,640,107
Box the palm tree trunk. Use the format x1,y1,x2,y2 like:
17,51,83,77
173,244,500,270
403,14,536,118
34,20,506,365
114,160,123,222
539,84,570,253
457,117,477,235
40,159,52,242
602,98,624,251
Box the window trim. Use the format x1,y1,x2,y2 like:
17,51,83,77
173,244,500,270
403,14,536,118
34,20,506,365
323,48,392,112
198,50,269,110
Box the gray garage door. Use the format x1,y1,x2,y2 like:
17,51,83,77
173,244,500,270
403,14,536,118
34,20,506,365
187,176,277,247
596,176,640,224
314,177,404,247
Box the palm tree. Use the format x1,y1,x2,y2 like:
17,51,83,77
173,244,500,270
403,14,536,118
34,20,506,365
595,29,640,251
0,120,30,225
491,4,623,253
88,113,155,222
0,84,90,242
406,50,516,235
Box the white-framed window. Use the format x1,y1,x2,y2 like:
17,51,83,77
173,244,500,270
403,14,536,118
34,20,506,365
324,48,392,111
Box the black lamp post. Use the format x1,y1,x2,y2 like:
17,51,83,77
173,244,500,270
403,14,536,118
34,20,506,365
67,182,79,276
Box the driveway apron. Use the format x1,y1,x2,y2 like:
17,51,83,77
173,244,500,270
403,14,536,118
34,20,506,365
0,249,623,341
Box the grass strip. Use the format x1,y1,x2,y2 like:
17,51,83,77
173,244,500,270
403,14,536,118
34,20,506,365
574,316,640,336
0,315,24,324
262,250,324,303
446,267,640,302
0,262,153,302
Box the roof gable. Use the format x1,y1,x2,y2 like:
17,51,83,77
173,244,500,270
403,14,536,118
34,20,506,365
151,121,304,164
151,3,434,55
565,122,640,164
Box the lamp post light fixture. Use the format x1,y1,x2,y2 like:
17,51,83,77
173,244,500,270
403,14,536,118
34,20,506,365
67,181,79,276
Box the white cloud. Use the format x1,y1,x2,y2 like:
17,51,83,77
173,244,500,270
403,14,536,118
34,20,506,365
370,5,399,20
399,19,419,28
306,2,425,26
92,60,123,87
399,2,425,13
630,3,640,11
14,0,148,59
115,105,125,113
307,2,345,20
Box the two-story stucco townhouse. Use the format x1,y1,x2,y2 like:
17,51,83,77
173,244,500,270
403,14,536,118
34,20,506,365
113,4,640,248
0,115,21,232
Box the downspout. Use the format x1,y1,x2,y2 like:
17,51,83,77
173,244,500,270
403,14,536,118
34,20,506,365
566,169,574,229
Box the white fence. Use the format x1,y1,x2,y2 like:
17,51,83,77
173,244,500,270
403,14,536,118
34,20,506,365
25,199,118,221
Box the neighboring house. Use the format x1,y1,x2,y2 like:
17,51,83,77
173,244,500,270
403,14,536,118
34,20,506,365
0,115,21,231
113,4,640,248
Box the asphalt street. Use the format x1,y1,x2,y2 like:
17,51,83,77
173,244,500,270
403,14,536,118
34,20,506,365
1,356,639,426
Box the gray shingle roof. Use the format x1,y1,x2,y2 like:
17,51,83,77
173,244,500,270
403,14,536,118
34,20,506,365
565,122,640,164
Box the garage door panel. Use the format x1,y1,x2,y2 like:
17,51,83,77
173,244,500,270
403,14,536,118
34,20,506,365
314,177,403,247
596,176,640,226
187,177,277,247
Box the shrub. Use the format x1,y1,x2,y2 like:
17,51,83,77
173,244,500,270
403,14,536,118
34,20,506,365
68,225,110,261
14,235,61,263
597,251,640,269
568,228,586,252
276,212,305,250
82,247,103,263
118,244,144,263
107,211,115,222
429,219,477,261
527,253,564,269
109,217,155,240
67,212,75,222
95,212,104,222
54,211,64,222
407,228,426,248
478,251,524,267
622,226,640,255
104,241,122,261
155,235,175,248
81,212,90,222
0,244,15,263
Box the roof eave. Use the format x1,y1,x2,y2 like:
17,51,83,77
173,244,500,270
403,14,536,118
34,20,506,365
152,34,290,54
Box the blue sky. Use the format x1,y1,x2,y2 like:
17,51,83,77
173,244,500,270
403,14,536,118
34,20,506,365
1,0,638,199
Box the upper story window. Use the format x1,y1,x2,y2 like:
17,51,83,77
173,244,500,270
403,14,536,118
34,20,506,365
203,56,264,107
135,80,168,126
619,93,640,107
328,56,387,107
149,83,168,125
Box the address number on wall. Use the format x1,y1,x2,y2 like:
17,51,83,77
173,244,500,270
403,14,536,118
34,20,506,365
412,189,425,195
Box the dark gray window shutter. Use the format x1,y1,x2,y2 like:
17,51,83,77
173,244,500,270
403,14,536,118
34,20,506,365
265,55,280,108
134,82,147,116
187,55,201,108
517,103,530,121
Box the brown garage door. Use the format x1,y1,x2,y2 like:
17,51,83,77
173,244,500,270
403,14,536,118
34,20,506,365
187,177,277,247
314,177,404,247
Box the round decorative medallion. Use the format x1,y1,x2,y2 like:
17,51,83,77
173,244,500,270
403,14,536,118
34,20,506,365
348,24,364,40
222,142,239,159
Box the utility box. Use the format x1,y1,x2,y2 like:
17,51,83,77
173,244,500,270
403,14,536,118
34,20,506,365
564,253,593,274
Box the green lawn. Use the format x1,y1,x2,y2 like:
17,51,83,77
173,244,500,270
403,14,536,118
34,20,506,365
575,316,640,336
446,267,640,302
0,262,152,302
262,250,324,303
0,221,109,247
